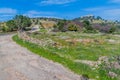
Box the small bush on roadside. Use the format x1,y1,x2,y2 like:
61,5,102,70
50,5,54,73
108,26,116,33
68,24,78,31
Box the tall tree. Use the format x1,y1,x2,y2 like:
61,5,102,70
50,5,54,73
14,15,31,31
57,20,66,31
109,26,116,33
6,20,16,31
83,20,93,31
96,16,102,20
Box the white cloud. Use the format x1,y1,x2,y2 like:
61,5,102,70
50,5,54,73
40,0,76,5
102,9,120,20
84,7,107,12
0,8,17,14
24,10,56,18
26,10,53,15
104,9,120,15
84,7,120,20
0,8,17,21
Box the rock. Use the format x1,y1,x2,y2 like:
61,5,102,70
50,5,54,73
81,74,89,80
74,60,97,67
98,56,109,62
31,25,40,32
108,72,117,78
111,62,120,69
108,39,116,43
116,56,120,64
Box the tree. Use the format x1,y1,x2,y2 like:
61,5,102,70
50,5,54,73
96,16,102,20
6,20,16,31
39,22,44,28
14,15,31,31
109,26,116,33
57,20,65,31
83,20,93,31
53,24,57,28
35,19,39,25
0,23,3,32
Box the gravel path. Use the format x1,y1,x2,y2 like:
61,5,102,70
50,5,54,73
0,34,81,80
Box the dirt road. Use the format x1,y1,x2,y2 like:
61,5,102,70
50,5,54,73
0,34,81,80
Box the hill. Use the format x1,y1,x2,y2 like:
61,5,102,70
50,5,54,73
73,15,120,24
51,15,120,33
30,18,57,29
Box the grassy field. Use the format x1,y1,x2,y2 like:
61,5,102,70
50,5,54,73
13,32,120,80
30,32,120,61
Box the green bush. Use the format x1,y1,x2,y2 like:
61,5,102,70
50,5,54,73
2,26,10,32
83,20,95,33
6,20,17,31
109,26,116,33
68,24,78,31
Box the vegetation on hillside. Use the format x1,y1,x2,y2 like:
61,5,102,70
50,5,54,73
0,15,120,34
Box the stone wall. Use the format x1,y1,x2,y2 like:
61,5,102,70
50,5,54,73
18,31,54,47
18,31,44,46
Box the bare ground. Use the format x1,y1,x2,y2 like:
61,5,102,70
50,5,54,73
0,34,81,80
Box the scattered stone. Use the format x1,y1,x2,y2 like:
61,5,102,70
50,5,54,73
111,62,120,69
108,39,116,43
59,36,70,39
31,25,40,33
108,72,117,79
74,60,97,67
98,56,109,62
116,56,120,64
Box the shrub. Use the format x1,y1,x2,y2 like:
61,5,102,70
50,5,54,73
68,24,78,31
6,20,17,31
1,26,10,32
109,26,116,33
83,20,94,31
57,20,67,31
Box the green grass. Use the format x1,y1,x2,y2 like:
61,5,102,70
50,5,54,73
13,32,120,80
30,32,120,61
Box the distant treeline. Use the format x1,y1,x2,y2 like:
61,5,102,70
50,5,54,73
53,19,120,33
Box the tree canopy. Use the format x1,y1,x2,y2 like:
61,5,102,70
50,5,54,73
14,15,31,31
6,20,16,31
83,20,93,31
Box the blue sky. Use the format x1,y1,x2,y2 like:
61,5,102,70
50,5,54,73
0,0,120,21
